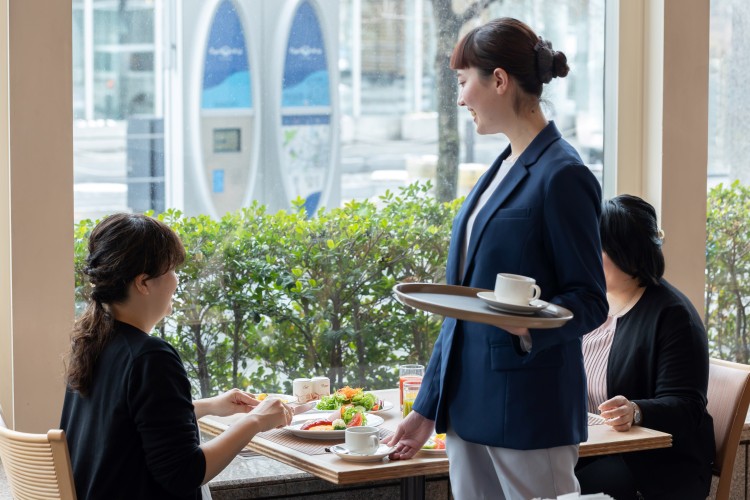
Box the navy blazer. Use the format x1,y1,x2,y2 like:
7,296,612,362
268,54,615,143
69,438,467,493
412,121,607,450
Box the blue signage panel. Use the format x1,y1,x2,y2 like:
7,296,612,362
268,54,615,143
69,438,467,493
281,1,329,108
280,1,332,215
202,0,252,109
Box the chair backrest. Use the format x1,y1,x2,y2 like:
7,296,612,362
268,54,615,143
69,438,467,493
707,358,750,500
0,411,77,500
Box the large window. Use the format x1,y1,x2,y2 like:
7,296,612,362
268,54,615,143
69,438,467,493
73,0,605,221
707,0,750,363
71,0,606,395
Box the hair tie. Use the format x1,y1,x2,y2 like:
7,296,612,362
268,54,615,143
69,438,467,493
534,37,555,84
657,228,665,241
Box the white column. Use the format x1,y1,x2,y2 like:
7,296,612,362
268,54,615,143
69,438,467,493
613,0,709,314
0,0,74,431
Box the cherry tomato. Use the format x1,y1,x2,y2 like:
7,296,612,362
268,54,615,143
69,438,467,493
347,412,363,427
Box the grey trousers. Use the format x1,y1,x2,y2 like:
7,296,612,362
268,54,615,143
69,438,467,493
445,428,580,500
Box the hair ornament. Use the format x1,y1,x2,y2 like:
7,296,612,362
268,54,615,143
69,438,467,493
657,228,665,241
534,36,555,84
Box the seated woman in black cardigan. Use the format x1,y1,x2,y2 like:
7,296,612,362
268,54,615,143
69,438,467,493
576,194,715,500
61,213,296,499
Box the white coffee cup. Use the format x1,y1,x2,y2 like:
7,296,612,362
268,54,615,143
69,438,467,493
494,273,541,306
345,426,380,455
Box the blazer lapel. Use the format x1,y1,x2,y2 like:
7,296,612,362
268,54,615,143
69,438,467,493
460,121,563,285
461,164,528,285
446,152,508,285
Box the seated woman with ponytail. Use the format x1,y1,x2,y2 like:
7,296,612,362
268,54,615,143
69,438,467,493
61,213,294,500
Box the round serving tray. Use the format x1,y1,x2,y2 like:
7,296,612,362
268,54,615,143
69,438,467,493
393,283,573,329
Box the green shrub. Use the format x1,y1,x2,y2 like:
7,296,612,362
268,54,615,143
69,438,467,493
706,181,750,362
73,182,459,398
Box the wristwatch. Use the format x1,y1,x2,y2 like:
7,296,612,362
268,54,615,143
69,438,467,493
631,401,642,425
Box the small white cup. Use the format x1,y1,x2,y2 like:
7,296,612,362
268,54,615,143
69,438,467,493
311,376,330,400
292,378,312,403
345,426,380,455
494,273,541,306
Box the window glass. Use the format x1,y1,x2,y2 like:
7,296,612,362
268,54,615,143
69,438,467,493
73,0,605,394
707,0,750,363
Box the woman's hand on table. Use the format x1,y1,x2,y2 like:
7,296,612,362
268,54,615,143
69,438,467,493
195,388,260,418
245,397,294,431
384,410,435,460
598,395,637,432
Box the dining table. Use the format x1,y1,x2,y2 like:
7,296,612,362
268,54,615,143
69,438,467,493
199,389,672,500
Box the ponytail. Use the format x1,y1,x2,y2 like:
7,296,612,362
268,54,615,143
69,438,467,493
65,300,115,396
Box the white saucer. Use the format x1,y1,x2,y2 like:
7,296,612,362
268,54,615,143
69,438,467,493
476,292,549,315
329,443,395,462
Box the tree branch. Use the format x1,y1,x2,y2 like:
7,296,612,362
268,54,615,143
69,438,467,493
460,0,502,24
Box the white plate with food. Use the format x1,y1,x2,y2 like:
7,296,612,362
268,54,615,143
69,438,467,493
308,399,394,414
311,386,389,413
285,414,385,440
329,443,395,462
476,292,549,315
417,433,447,456
253,393,298,404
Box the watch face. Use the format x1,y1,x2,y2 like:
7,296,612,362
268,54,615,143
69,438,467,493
632,403,641,424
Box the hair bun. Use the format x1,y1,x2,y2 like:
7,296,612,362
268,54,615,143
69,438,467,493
535,37,569,83
552,51,569,78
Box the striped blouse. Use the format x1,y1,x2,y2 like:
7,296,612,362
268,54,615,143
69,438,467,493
582,314,617,414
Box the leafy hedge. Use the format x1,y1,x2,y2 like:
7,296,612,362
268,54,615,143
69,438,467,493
706,181,750,363
74,183,461,398
73,181,749,395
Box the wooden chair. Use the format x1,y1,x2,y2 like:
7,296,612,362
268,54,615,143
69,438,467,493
0,410,77,500
707,358,750,500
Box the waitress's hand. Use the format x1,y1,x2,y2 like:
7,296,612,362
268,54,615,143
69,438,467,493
598,395,636,432
504,326,532,351
384,410,435,460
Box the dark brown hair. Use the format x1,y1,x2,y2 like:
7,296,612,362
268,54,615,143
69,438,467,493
65,213,186,396
450,18,569,109
600,195,665,287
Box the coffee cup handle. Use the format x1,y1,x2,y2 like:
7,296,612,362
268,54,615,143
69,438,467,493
370,435,379,451
530,285,541,301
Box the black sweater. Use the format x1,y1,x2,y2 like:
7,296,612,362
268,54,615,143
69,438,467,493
607,279,715,499
60,321,205,499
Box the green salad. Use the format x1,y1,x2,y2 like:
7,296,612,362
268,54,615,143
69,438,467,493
315,386,384,412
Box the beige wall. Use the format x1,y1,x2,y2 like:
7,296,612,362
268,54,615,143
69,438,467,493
0,0,73,432
615,0,708,315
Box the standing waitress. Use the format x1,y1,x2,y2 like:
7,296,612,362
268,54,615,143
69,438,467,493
386,18,607,499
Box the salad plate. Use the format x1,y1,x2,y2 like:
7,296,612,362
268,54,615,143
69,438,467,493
329,443,395,462
417,433,446,456
285,414,384,440
307,399,394,414
313,386,387,413
476,292,549,315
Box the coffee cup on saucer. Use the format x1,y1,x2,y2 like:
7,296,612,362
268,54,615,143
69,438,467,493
494,273,541,306
345,426,380,455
